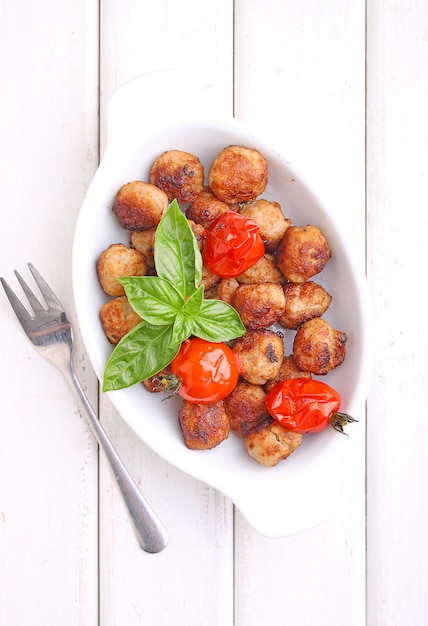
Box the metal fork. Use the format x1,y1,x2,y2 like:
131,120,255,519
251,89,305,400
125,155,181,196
1,263,168,553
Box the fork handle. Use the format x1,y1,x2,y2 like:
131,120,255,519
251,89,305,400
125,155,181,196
61,362,168,553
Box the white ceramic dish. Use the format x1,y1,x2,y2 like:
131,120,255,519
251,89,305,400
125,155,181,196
72,72,372,537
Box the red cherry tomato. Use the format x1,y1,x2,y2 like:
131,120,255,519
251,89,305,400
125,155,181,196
202,211,265,277
265,378,356,434
170,337,239,403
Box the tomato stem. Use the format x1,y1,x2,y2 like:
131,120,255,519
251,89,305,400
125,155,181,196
330,412,358,435
151,374,182,401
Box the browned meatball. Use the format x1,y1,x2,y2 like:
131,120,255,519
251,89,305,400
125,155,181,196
264,355,312,393
201,264,221,292
99,296,142,344
112,181,168,231
275,225,331,283
150,150,204,203
186,187,232,227
130,228,156,269
96,243,147,296
237,254,285,285
279,281,332,330
187,219,205,251
216,277,239,304
203,284,220,300
178,400,230,450
240,199,292,252
245,419,303,467
223,382,268,438
293,317,347,375
208,145,268,204
232,329,284,385
232,283,285,329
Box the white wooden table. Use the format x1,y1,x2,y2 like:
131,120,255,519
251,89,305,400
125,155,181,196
1,1,427,624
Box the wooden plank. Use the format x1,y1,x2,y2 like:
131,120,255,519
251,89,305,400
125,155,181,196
99,0,235,152
366,1,428,624
233,1,367,624
98,398,234,625
97,2,235,624
0,1,99,625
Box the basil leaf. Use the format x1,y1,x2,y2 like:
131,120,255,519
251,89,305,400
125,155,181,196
170,311,194,347
102,202,247,393
182,284,204,317
192,299,246,342
154,199,202,299
103,321,179,391
170,285,204,346
119,275,183,325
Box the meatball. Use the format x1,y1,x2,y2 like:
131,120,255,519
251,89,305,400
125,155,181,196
245,419,303,467
187,219,205,251
275,225,331,283
99,296,142,344
240,199,292,252
223,382,268,438
264,355,311,393
96,243,147,296
203,284,220,300
216,277,239,305
150,150,204,203
130,228,156,269
232,282,285,329
279,281,332,330
178,400,230,450
232,329,284,385
186,187,232,228
208,145,268,204
293,317,347,375
112,181,168,231
237,254,285,285
201,264,221,292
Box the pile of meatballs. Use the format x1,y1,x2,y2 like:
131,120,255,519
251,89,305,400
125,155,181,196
96,145,348,467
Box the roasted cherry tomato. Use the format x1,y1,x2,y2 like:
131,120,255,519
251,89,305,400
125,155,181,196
265,378,357,434
169,337,239,403
202,211,265,277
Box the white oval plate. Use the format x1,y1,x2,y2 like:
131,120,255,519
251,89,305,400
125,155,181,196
72,71,372,537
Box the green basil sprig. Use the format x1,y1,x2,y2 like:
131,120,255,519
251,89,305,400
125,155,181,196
103,200,246,391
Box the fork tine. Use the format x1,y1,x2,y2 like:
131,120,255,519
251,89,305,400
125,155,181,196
0,275,33,326
27,263,64,311
13,268,47,315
